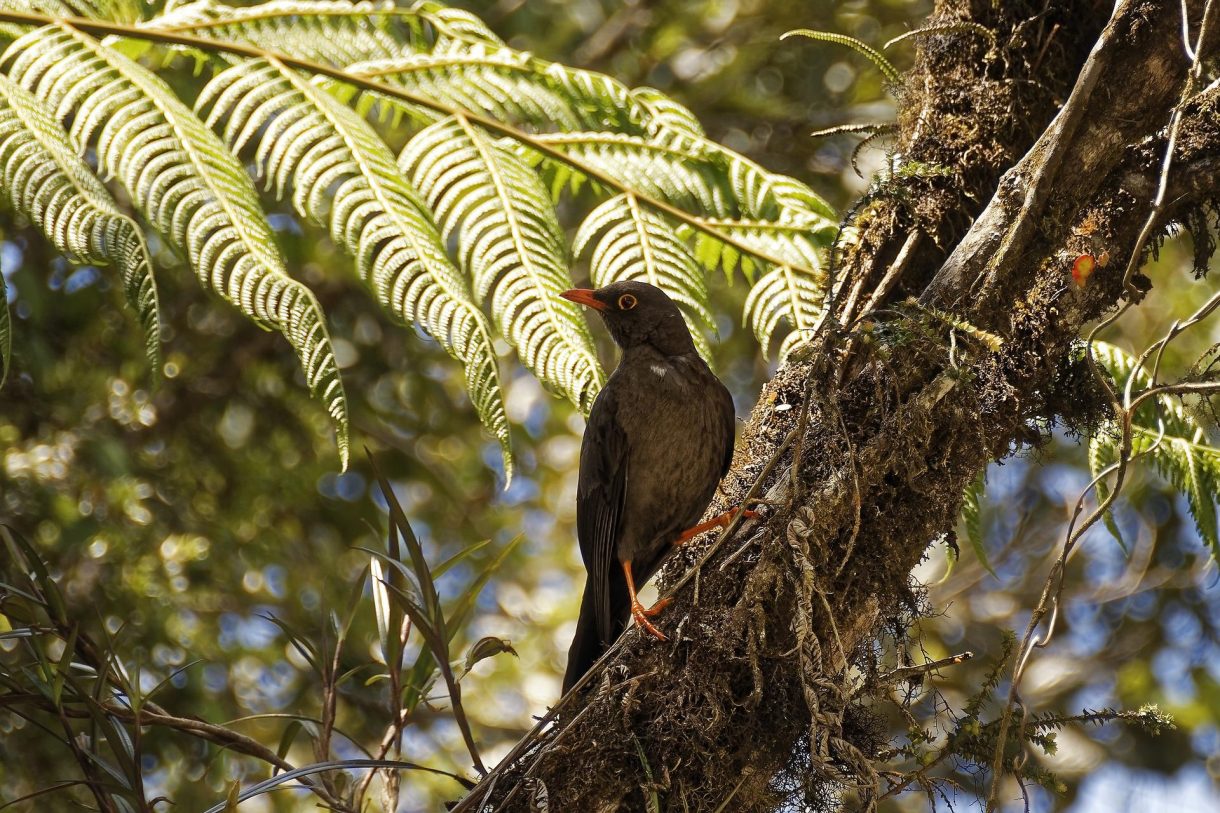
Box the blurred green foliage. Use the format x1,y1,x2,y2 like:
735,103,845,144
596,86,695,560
1,1,1218,811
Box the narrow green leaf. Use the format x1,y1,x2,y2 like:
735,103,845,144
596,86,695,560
456,635,517,681
276,720,303,763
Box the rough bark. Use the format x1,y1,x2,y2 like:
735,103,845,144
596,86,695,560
459,2,1220,810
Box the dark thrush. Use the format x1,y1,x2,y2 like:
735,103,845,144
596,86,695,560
559,281,743,693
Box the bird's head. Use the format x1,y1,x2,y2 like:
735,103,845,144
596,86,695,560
561,281,696,356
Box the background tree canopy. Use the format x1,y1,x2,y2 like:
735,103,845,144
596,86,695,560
0,1,1218,812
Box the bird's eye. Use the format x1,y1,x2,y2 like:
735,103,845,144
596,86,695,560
617,293,638,310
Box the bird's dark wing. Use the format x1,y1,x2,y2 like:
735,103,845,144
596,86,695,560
576,385,629,646
718,384,736,477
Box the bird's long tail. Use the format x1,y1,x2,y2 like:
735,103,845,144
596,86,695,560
562,579,628,694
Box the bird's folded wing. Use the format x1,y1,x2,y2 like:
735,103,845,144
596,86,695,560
718,384,736,477
577,387,629,646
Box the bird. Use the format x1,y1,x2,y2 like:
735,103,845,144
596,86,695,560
559,281,748,694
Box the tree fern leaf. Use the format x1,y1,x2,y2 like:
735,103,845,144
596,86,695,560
199,57,511,475
0,0,142,40
0,73,160,374
681,216,834,282
723,150,838,222
743,263,825,361
630,86,704,137
1088,341,1220,557
1170,438,1219,557
140,0,425,67
6,24,350,467
342,38,664,135
1090,341,1195,437
520,131,731,215
1088,428,1127,551
412,1,503,46
575,192,713,358
782,29,901,85
344,42,585,131
401,115,603,410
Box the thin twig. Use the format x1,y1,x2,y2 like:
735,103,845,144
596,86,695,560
876,651,973,687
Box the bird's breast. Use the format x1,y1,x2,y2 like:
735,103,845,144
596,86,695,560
610,355,730,565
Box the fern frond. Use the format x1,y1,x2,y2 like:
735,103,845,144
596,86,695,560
402,115,603,410
630,86,704,137
0,74,161,373
0,0,141,40
743,263,824,361
342,39,661,136
1088,341,1220,557
5,24,350,467
411,1,503,46
958,471,996,577
1088,427,1127,550
520,130,731,215
1090,341,1197,441
782,29,901,84
682,216,833,283
141,0,424,66
575,193,712,358
199,57,511,475
1156,434,1220,557
344,41,586,131
720,148,837,223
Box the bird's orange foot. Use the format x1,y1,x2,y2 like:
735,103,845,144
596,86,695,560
631,600,668,640
643,597,671,617
676,507,761,544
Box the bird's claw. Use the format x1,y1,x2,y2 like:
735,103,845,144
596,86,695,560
631,601,668,640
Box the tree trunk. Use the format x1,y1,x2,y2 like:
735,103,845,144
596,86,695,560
460,1,1220,810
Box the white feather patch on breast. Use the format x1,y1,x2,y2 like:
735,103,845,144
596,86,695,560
650,363,667,377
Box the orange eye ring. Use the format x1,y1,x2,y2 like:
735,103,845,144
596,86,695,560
617,293,638,310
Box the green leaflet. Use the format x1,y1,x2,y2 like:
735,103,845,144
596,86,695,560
199,57,511,477
402,115,604,411
959,470,996,578
345,43,590,132
520,130,732,216
1087,341,1220,559
138,0,426,66
680,216,834,283
743,263,825,362
5,24,350,467
0,74,160,375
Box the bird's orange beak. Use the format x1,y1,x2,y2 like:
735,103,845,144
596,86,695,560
560,288,606,311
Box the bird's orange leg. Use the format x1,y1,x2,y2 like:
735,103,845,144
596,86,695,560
621,560,667,640
674,506,760,545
